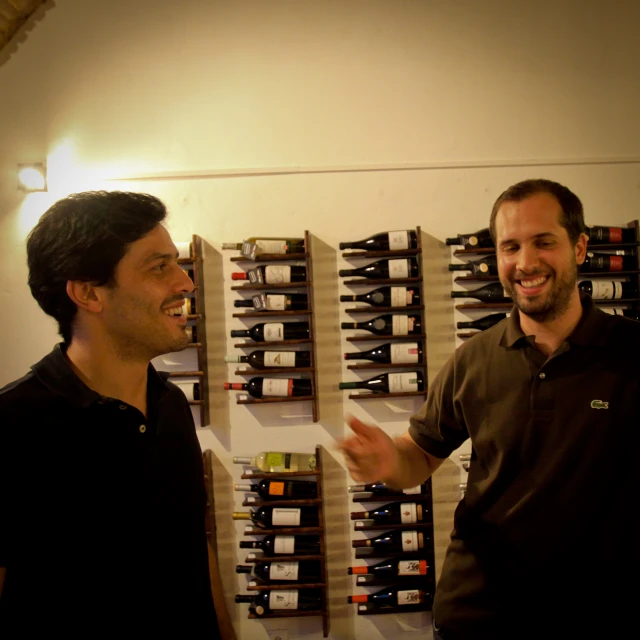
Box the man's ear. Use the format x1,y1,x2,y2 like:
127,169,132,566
575,232,588,265
66,280,103,314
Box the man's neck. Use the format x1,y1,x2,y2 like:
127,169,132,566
519,292,584,358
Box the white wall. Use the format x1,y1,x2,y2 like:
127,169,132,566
1,1,639,638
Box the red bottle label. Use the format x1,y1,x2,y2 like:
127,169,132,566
608,228,623,243
610,255,623,271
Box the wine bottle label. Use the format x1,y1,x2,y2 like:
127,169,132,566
269,561,299,581
390,286,408,307
398,590,423,605
256,239,289,254
398,559,428,576
392,315,409,335
267,294,287,311
271,508,302,526
390,342,419,363
247,497,256,503
274,536,295,554
264,351,296,367
176,241,192,259
388,230,409,250
247,553,257,559
266,452,287,471
262,378,294,396
590,281,621,299
400,503,418,524
268,482,286,496
264,323,284,342
265,265,292,284
388,259,409,279
389,373,419,393
402,531,419,552
403,485,422,495
174,381,196,401
269,590,299,610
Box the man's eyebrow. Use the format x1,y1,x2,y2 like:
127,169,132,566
142,251,178,265
499,232,559,246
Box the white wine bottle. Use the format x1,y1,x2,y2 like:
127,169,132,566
233,451,317,473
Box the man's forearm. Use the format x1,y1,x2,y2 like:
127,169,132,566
383,432,444,489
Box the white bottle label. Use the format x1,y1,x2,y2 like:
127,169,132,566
265,265,292,284
398,590,422,605
402,485,422,495
174,381,195,401
591,281,620,299
246,497,256,503
398,560,426,576
392,315,409,335
401,530,419,552
603,307,625,315
271,508,302,526
264,351,296,368
389,372,419,393
388,230,409,250
388,259,409,279
262,378,293,396
400,503,418,524
390,342,419,363
390,286,408,307
269,590,299,610
256,239,288,254
267,294,287,310
274,536,295,554
264,323,284,342
269,561,299,581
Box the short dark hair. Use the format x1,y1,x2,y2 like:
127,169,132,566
27,191,167,343
489,179,586,245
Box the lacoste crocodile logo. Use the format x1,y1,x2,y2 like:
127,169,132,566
590,400,609,409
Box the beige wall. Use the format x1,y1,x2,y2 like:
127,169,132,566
1,1,639,638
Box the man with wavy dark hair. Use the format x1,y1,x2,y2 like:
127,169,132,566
0,192,221,636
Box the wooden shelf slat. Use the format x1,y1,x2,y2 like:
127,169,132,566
234,339,313,348
355,603,432,616
234,367,315,376
248,610,324,620
354,549,433,560
352,522,433,532
346,333,426,342
243,526,324,536
347,391,427,400
241,471,320,479
345,305,424,314
247,582,327,591
351,493,433,503
346,362,426,370
166,370,204,377
231,281,310,291
231,252,308,263
241,499,322,507
233,310,311,318
243,554,324,563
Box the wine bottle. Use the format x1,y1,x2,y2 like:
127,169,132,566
225,350,311,369
348,586,429,606
351,502,430,526
222,237,305,257
601,308,640,320
234,479,318,500
339,372,424,394
586,226,636,244
348,482,428,496
224,377,312,398
231,264,307,285
230,321,310,342
348,557,428,578
234,293,309,311
340,230,418,252
233,506,319,529
450,283,511,303
456,313,507,331
580,252,636,272
344,342,422,364
181,298,196,315
185,325,198,343
235,589,323,616
352,529,429,552
578,281,638,300
338,258,419,280
445,228,494,249
448,254,498,276
232,451,317,473
341,314,422,336
237,560,322,583
239,534,321,556
173,381,200,402
340,285,421,308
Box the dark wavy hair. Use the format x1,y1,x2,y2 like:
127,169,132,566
26,191,167,343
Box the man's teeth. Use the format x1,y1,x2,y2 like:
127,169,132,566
520,276,547,289
163,307,184,316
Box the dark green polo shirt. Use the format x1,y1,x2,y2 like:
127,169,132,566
410,295,639,638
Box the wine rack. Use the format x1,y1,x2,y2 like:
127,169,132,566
235,446,330,636
348,480,435,616
339,227,428,400
156,235,210,427
226,231,319,421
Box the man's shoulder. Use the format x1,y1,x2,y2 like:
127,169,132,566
455,318,507,358
0,369,61,418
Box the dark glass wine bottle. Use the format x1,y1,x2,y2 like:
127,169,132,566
338,258,419,280
231,265,307,284
351,501,430,525
173,381,200,401
344,342,422,364
348,557,428,577
222,237,305,254
340,285,421,307
224,377,312,398
234,293,309,311
233,506,319,529
578,280,638,300
348,482,428,496
339,372,424,394
448,254,498,276
341,314,422,336
235,588,323,616
586,226,636,244
445,228,494,249
352,529,428,552
580,252,636,272
450,283,511,303
186,325,198,343
348,586,429,607
602,308,640,320
457,313,507,331
230,321,310,342
234,479,318,500
225,350,312,369
237,560,322,583
340,230,418,252
239,534,321,556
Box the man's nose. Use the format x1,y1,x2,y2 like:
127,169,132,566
516,244,541,273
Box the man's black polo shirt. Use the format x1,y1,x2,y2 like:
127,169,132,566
409,295,639,638
0,344,217,635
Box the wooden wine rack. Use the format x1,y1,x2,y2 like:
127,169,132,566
235,445,330,637
226,231,319,421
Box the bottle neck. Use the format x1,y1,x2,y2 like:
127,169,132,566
232,512,252,520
